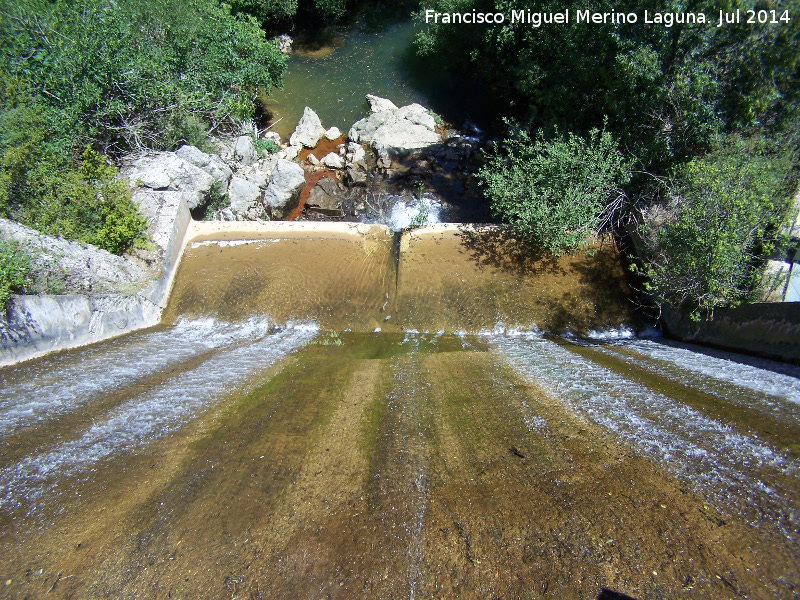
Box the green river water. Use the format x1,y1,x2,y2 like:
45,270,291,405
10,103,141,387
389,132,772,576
261,19,488,139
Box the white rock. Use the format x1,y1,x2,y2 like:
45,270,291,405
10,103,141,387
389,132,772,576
321,152,344,169
264,131,281,144
308,154,320,166
122,153,214,210
263,159,306,213
244,171,268,189
175,145,232,193
284,145,301,160
0,218,146,294
234,136,257,165
324,126,342,140
366,94,398,113
289,107,326,148
227,177,262,216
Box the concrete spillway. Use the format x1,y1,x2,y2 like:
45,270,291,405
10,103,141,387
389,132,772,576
1,223,798,599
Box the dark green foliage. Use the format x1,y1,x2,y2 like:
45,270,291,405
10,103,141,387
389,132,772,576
230,0,298,23
29,147,148,255
229,0,347,23
0,237,32,309
638,135,796,320
1,0,286,154
256,138,280,154
0,0,286,255
419,0,800,315
479,124,629,256
417,0,799,165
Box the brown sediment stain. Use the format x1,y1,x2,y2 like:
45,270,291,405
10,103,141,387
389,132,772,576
288,169,339,221
298,136,346,162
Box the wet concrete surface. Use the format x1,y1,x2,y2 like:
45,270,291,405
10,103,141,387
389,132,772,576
1,330,798,599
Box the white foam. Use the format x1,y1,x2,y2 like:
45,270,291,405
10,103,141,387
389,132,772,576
585,327,636,340
0,318,278,437
490,333,799,539
1,324,318,512
386,195,443,231
620,339,800,405
189,239,282,249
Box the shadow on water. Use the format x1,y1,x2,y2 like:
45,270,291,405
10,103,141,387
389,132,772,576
398,33,496,134
454,224,565,278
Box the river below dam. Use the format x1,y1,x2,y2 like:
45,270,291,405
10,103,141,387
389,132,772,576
1,224,799,599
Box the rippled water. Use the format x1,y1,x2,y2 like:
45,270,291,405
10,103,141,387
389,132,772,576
0,319,317,514
1,229,798,598
262,20,489,139
490,332,800,541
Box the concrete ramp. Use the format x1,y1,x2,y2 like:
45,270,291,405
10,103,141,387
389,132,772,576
165,222,641,334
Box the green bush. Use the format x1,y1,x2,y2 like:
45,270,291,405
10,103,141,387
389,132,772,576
638,136,795,320
256,138,280,154
28,148,148,255
0,237,32,309
0,0,287,256
478,123,630,256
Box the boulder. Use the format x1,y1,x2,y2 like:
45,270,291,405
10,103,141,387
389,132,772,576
0,218,147,295
175,145,232,193
262,159,306,214
308,154,320,166
228,177,266,220
347,143,366,165
289,107,326,148
349,97,441,159
321,152,344,169
283,145,301,161
324,126,342,140
121,152,214,210
306,177,345,216
274,34,293,55
344,166,367,187
366,94,398,113
234,135,257,166
264,131,282,145
244,171,268,189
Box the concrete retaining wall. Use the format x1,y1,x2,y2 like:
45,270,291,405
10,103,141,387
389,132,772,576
662,302,800,364
0,203,192,367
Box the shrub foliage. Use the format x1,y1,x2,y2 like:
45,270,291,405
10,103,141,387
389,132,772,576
479,124,629,256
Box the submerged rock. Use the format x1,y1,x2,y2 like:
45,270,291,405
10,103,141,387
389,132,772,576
263,159,306,214
290,107,326,149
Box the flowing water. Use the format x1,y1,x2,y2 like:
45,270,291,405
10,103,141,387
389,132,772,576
1,224,799,599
